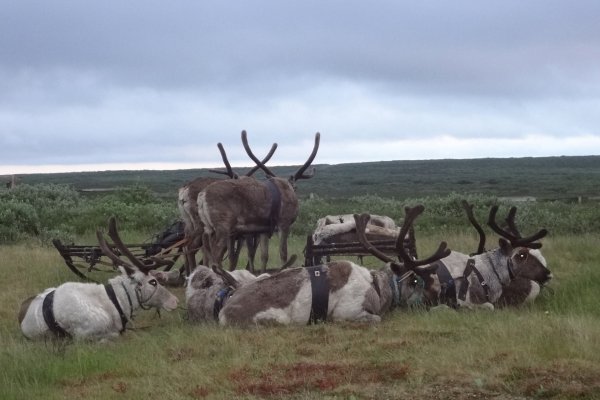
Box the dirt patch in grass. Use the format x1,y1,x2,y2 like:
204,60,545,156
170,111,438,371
507,361,600,398
229,361,409,396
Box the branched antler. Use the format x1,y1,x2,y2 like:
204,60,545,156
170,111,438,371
461,200,486,255
487,205,547,249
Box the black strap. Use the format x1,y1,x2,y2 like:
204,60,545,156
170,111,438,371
264,179,281,237
105,284,128,333
213,287,233,321
42,290,71,338
458,258,474,301
433,260,457,308
307,265,329,324
458,258,491,303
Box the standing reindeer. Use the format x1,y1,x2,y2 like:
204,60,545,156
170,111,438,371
198,131,320,272
178,140,277,274
423,202,551,310
189,205,449,326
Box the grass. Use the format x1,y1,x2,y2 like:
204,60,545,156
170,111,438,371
1,231,600,399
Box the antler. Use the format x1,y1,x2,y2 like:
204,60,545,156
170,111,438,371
209,143,238,178
241,130,277,178
461,200,486,255
107,217,158,273
291,132,320,182
245,142,278,177
487,205,548,249
354,205,450,272
396,206,450,268
354,213,396,264
211,265,240,289
96,229,136,275
242,131,320,182
209,140,279,178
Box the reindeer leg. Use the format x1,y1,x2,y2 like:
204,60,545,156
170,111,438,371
246,235,257,273
259,234,269,273
279,228,290,269
227,236,238,271
201,232,213,267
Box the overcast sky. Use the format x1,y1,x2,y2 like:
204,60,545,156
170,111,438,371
1,1,600,175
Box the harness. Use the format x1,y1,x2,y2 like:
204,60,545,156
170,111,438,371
42,290,71,339
104,284,129,334
458,258,491,303
264,179,282,237
432,260,457,308
213,287,233,321
307,265,329,324
371,270,421,309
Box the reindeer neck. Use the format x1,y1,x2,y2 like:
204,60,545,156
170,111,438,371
471,249,512,299
106,276,136,330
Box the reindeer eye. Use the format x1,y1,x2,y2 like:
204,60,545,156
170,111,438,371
149,279,158,286
516,251,528,262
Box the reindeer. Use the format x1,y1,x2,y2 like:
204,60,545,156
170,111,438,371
198,131,320,272
188,205,449,326
178,140,277,275
423,202,551,310
19,217,179,341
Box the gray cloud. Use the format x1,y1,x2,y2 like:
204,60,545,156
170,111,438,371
1,1,600,172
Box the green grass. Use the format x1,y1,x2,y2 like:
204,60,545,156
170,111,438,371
2,230,600,399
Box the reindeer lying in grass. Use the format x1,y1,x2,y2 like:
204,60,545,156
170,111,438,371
19,218,179,341
423,202,551,310
187,205,450,326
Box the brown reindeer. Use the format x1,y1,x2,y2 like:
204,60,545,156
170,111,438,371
178,141,277,275
198,131,320,272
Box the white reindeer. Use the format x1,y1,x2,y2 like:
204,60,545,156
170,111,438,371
19,218,179,341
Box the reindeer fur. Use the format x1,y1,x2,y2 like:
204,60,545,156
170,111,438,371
187,261,428,327
19,269,178,341
426,239,551,310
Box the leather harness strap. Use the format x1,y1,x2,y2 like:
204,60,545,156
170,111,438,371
458,258,491,303
307,265,329,324
42,290,71,338
104,284,128,333
264,179,281,237
433,260,457,308
213,287,233,321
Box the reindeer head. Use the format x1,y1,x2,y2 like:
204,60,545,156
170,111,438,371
97,217,179,311
354,205,451,307
488,205,552,285
241,130,320,190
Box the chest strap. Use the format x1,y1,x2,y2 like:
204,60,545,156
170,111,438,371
458,258,491,303
307,265,329,324
42,290,71,338
105,284,128,333
264,179,281,237
213,287,233,321
433,260,457,308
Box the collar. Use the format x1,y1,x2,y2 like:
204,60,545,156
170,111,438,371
213,287,233,321
105,284,128,333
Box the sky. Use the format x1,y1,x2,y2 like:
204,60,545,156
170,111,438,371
1,1,600,175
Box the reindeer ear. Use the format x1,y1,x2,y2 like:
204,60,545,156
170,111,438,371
498,238,513,255
118,265,133,277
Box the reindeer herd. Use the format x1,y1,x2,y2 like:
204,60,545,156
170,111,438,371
18,132,552,341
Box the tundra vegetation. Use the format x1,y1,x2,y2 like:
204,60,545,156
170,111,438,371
2,158,600,399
